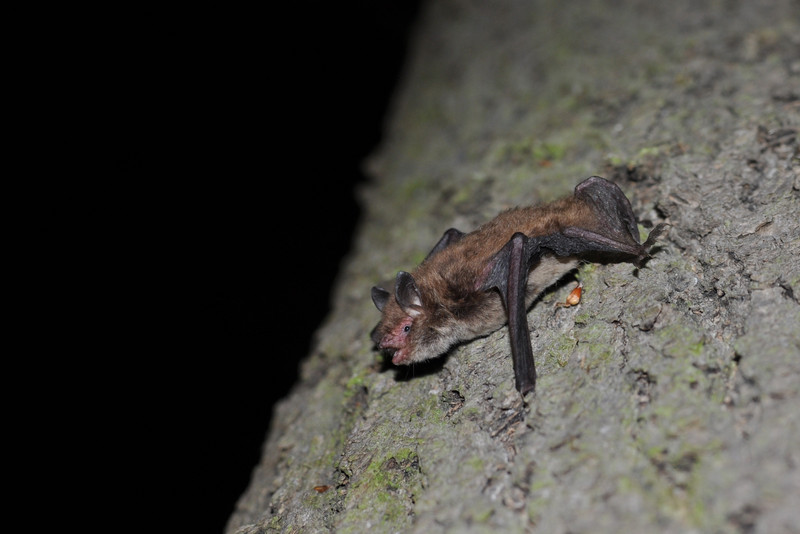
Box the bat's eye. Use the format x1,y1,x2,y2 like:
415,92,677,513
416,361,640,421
403,325,411,333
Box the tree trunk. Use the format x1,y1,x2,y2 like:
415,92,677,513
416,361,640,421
228,1,799,532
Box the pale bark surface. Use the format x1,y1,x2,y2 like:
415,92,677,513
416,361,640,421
228,1,799,532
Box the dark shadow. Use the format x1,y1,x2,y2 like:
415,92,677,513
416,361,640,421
388,351,452,383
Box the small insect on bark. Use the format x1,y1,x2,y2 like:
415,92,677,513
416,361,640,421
555,282,582,308
370,176,667,395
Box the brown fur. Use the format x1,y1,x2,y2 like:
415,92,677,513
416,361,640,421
373,196,591,364
371,177,664,373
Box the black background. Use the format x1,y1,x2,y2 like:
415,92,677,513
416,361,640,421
114,4,421,532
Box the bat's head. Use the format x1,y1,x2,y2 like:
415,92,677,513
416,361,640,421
370,271,460,365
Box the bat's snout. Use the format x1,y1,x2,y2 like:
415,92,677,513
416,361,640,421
379,340,410,365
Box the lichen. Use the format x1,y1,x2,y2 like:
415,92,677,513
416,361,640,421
336,448,423,532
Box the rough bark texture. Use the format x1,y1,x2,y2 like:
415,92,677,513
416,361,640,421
228,1,799,532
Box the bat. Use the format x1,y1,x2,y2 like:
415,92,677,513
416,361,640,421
370,176,667,395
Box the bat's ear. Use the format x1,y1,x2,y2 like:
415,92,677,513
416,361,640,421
371,286,390,311
395,271,423,316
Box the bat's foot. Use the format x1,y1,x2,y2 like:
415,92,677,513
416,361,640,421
642,222,670,249
636,222,671,266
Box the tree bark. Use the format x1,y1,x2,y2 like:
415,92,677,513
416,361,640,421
228,1,799,532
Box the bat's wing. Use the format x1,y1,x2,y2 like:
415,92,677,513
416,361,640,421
479,177,667,395
480,232,543,394
424,228,465,261
544,176,667,263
